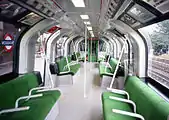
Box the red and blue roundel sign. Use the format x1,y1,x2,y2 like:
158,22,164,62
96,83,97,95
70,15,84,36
2,33,14,52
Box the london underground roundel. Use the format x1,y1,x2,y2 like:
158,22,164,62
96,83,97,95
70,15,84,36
3,33,14,52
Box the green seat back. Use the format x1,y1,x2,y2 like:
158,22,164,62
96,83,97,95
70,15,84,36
56,57,68,72
0,73,39,109
125,76,169,120
71,52,76,60
109,58,118,72
99,64,112,77
76,52,80,58
67,56,71,63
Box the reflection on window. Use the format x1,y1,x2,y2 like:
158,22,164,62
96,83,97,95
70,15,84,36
0,0,27,18
139,19,169,88
0,21,20,75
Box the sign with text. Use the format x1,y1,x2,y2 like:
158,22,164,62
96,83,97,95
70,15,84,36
2,33,14,52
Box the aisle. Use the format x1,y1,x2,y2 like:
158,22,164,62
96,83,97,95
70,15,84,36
55,63,103,120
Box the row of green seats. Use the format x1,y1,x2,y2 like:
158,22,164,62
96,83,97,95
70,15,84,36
0,72,61,120
98,54,109,63
99,57,124,77
72,52,85,62
56,55,80,76
102,76,169,120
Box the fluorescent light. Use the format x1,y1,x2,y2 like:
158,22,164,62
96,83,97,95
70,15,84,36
84,21,91,25
71,0,85,7
87,26,92,30
89,31,93,34
80,15,89,19
90,31,94,37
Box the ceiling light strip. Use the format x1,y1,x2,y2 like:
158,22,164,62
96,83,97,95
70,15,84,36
71,0,85,7
80,15,89,19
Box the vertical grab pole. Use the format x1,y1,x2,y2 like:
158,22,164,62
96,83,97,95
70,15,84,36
98,39,99,61
108,37,127,89
98,39,99,60
84,25,87,98
90,38,92,62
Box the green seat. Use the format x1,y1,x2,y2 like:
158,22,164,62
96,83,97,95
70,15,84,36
102,76,169,120
76,52,85,62
98,57,105,62
125,76,169,120
56,57,70,73
76,52,81,58
99,58,124,77
0,72,61,120
56,56,80,76
3,96,57,120
99,64,112,77
102,99,135,120
71,52,83,61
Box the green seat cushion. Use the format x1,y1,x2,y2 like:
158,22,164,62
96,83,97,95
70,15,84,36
57,63,80,76
0,73,61,120
102,92,126,100
56,57,69,72
76,52,80,58
33,90,61,101
102,98,135,120
69,64,80,75
3,96,56,120
2,90,61,120
98,57,105,62
99,64,113,77
109,58,118,72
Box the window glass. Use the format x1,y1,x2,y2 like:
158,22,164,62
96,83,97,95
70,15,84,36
0,21,20,75
139,19,169,88
142,0,169,14
0,0,27,18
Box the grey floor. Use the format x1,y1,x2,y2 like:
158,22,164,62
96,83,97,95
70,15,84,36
56,62,104,120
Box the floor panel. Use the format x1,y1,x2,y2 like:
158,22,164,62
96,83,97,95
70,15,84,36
56,63,103,120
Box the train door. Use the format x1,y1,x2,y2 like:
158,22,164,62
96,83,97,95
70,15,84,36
88,39,98,62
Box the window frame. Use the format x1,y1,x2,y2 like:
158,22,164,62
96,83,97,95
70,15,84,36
137,26,169,98
0,21,30,84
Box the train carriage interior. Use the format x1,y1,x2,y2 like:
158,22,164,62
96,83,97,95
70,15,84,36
0,0,169,120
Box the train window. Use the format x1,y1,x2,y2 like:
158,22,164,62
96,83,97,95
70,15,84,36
0,21,20,76
142,0,169,14
139,19,169,88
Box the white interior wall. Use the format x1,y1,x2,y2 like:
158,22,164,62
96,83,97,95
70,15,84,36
19,19,57,74
110,20,146,77
64,35,79,56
